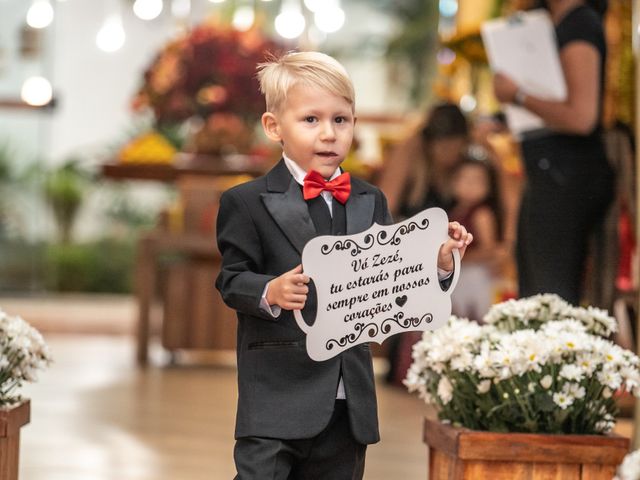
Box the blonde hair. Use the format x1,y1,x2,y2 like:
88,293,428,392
257,51,355,113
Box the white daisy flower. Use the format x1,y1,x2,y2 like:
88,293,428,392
540,375,553,389
437,376,453,405
553,391,574,409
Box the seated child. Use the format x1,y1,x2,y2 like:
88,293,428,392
448,155,504,321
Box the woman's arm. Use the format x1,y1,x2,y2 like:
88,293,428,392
459,207,499,263
493,41,601,135
376,134,421,215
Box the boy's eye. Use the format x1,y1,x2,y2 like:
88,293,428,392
304,116,317,123
335,116,346,124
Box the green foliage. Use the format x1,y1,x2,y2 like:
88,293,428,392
368,0,440,104
44,239,136,293
102,185,159,231
0,142,18,237
432,365,620,434
0,141,16,183
155,123,186,150
0,240,45,291
43,159,92,244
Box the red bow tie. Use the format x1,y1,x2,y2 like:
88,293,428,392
303,170,351,204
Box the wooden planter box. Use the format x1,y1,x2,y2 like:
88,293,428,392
423,417,629,479
0,400,30,480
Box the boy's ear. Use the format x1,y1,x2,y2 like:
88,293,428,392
261,112,282,142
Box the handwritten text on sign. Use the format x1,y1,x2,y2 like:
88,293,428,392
294,208,460,361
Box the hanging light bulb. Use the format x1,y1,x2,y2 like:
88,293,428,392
26,0,54,29
439,0,458,17
437,48,456,65
232,5,255,31
459,94,477,113
208,0,225,3
21,76,53,106
96,14,125,52
314,2,345,33
275,0,305,39
303,0,323,12
133,0,163,20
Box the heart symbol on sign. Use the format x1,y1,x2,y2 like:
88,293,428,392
395,295,408,307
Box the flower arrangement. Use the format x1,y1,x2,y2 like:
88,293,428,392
615,449,640,480
132,22,283,128
0,309,52,406
405,294,640,434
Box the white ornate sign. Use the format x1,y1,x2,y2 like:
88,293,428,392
294,208,461,361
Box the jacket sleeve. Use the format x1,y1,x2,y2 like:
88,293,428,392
379,190,394,226
215,188,279,321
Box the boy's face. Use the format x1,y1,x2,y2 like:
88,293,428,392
261,83,355,179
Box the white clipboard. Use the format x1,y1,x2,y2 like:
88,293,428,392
481,10,566,137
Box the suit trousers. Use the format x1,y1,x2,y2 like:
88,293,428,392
233,400,367,480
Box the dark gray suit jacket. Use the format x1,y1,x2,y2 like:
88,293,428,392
215,159,393,444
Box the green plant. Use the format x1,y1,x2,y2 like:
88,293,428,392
44,239,136,293
376,0,440,104
0,141,18,237
43,159,92,244
0,141,15,184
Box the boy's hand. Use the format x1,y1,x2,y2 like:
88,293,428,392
266,264,310,310
437,222,474,272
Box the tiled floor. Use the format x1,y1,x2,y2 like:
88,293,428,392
20,334,432,480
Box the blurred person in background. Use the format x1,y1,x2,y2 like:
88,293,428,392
378,103,470,385
378,102,470,219
448,155,505,321
492,0,614,305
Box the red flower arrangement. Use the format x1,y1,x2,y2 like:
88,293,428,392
132,22,284,128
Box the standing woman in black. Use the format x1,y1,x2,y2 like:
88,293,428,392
492,0,614,305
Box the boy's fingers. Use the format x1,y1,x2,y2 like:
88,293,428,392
288,294,307,303
287,287,308,297
289,264,304,274
295,285,309,294
293,274,310,284
440,241,453,255
286,301,306,310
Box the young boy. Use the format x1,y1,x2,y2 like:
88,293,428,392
216,51,472,479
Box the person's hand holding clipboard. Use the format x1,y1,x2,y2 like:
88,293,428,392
481,9,567,137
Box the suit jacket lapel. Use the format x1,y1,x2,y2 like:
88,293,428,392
346,183,375,235
261,160,376,250
261,160,316,255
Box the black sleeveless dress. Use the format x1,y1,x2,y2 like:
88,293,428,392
516,5,614,304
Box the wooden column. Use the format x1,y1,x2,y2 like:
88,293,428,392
136,235,158,366
634,0,640,451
